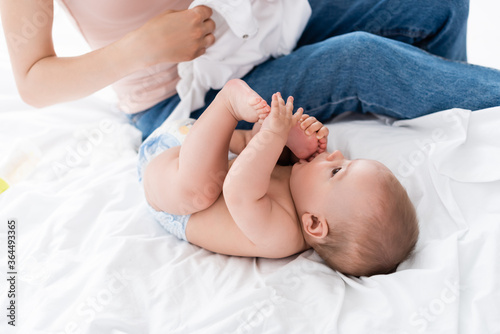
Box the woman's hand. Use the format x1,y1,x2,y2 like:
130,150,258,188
0,1,215,108
128,6,216,67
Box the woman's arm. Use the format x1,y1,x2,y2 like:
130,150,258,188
0,0,215,108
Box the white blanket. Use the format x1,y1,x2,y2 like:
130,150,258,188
1,1,500,333
2,94,500,334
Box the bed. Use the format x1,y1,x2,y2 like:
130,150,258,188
1,1,499,333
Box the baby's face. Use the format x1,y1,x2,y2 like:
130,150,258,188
290,151,389,222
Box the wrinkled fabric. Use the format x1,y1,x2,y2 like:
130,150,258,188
168,0,311,124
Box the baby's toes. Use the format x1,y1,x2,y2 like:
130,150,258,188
300,116,317,130
254,99,269,111
304,120,325,136
299,114,310,123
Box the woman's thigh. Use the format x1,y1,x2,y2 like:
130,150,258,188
230,32,500,124
300,0,470,61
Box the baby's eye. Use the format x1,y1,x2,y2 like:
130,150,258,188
331,167,342,177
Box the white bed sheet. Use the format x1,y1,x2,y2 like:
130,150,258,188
1,1,500,333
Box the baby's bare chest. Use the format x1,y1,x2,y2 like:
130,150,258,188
267,166,296,214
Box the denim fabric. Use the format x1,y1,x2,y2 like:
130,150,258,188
238,32,500,125
130,0,500,139
298,0,470,61
127,94,181,141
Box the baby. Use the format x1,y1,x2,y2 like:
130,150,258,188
139,79,419,277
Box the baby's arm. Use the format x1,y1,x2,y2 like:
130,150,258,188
223,93,302,248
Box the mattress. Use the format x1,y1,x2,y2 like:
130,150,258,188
1,1,499,333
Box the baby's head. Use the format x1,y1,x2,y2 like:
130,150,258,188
290,150,419,276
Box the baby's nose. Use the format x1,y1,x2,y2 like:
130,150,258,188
327,150,345,161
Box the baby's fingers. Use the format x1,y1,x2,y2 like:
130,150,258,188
292,107,304,124
285,96,294,116
270,93,281,114
277,92,286,111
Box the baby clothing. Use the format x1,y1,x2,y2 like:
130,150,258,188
167,0,312,123
138,119,196,240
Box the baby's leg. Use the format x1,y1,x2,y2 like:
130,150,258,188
239,114,328,161
143,79,269,215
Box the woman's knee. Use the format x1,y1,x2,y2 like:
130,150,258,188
294,32,391,88
333,32,390,63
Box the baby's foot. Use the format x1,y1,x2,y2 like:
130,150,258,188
221,79,270,123
286,114,329,160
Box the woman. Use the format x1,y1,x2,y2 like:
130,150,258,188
1,0,499,140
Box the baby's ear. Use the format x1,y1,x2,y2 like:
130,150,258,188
302,213,328,239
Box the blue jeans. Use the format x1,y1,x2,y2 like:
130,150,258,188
130,0,500,139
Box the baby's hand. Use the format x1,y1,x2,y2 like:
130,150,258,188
261,92,303,141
